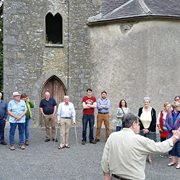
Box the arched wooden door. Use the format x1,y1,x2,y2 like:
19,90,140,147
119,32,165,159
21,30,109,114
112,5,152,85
40,76,66,126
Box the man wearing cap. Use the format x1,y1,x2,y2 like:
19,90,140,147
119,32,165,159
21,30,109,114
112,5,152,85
0,92,8,145
39,91,57,142
8,92,27,150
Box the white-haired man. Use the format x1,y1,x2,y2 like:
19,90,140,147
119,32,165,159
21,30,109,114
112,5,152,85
57,96,76,149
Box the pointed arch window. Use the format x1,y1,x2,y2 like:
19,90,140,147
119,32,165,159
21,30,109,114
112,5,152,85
45,12,63,45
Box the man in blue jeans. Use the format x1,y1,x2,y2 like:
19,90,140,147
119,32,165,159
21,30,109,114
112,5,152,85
8,92,27,150
0,92,8,145
82,88,97,145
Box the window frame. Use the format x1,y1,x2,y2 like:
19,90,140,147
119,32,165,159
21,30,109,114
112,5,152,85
45,12,64,47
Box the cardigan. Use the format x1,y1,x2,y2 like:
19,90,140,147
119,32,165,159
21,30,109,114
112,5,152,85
166,110,180,139
138,107,156,132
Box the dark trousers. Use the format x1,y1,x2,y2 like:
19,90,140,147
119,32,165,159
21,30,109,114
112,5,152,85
116,126,122,132
82,115,95,142
0,120,6,142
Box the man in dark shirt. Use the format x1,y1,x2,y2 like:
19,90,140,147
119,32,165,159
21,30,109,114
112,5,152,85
39,91,57,142
0,92,7,145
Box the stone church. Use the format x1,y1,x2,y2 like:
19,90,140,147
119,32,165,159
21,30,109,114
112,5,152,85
3,0,180,126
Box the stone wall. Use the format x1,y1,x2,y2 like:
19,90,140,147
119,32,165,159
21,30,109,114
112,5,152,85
3,0,101,125
89,20,180,116
68,0,102,119
4,0,180,127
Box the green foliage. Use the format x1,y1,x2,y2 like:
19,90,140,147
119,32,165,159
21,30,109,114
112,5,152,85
0,4,3,92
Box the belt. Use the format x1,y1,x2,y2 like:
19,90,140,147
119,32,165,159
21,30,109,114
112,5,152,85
112,174,131,180
61,117,71,119
98,112,109,114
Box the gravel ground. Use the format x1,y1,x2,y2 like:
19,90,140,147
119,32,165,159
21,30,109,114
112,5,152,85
0,127,179,180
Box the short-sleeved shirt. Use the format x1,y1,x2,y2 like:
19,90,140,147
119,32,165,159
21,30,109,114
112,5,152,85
82,96,96,115
8,99,27,123
39,97,57,115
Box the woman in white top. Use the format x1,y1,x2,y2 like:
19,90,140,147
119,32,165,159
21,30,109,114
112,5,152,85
116,99,130,131
138,97,157,163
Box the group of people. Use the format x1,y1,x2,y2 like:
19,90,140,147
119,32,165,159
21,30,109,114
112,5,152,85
0,89,180,179
101,95,180,180
39,92,76,149
0,91,34,150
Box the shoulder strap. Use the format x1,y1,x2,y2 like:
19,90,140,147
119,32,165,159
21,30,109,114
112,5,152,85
121,108,125,115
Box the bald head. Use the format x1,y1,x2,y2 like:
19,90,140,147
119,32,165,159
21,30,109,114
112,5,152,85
64,96,70,104
44,91,50,100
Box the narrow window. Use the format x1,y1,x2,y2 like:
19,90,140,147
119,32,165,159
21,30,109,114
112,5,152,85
45,13,63,44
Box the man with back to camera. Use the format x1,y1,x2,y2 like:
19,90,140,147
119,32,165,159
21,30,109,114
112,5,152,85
101,113,180,180
82,88,97,145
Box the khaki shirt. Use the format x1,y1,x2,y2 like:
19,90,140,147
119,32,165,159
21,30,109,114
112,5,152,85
101,128,173,180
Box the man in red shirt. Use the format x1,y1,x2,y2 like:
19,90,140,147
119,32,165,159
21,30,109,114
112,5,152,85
82,88,97,145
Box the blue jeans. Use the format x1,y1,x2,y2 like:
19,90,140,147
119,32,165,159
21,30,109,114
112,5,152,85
25,118,32,141
82,115,95,142
9,123,25,145
0,120,6,142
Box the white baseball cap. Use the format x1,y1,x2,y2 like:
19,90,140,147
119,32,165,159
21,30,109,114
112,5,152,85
13,91,21,96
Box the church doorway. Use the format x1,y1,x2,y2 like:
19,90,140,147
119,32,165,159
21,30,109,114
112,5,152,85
40,75,66,126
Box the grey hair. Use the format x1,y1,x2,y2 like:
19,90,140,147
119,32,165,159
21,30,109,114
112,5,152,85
144,96,151,102
122,113,139,128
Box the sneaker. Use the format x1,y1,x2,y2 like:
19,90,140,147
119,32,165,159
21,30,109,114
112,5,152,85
19,144,26,150
25,140,29,146
44,138,50,142
65,144,70,148
9,145,15,150
81,141,86,145
58,145,65,149
90,140,97,144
